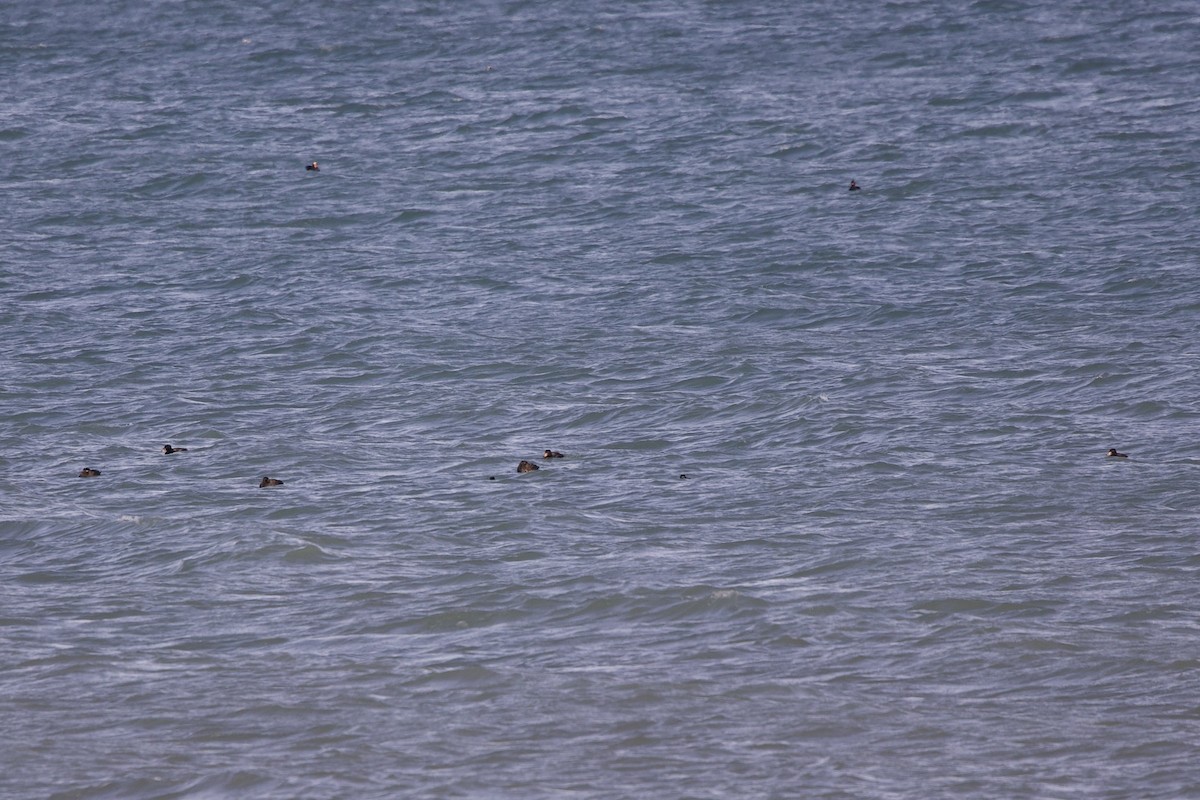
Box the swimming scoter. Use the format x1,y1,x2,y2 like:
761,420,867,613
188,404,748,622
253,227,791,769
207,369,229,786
306,161,319,171
1106,448,1128,459
162,444,188,454
517,460,539,473
79,468,102,478
259,476,285,487
849,180,861,191
543,449,565,459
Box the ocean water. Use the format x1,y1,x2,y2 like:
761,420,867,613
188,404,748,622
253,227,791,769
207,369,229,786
3,0,1200,797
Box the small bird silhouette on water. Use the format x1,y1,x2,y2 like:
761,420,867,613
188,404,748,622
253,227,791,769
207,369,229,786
849,180,861,191
1106,448,1128,459
162,444,188,454
79,468,102,478
259,476,285,487
306,161,319,171
543,449,565,459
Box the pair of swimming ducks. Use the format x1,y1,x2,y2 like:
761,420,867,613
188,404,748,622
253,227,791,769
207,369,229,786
78,445,285,487
167,444,284,486
516,448,1133,475
516,450,565,473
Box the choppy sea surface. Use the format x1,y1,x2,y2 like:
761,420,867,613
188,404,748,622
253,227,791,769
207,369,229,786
3,1,1200,797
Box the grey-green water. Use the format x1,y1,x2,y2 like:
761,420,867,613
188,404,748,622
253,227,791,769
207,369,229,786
3,1,1200,797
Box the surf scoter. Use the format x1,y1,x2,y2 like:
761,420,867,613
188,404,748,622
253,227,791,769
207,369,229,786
162,444,188,454
1106,448,1128,458
79,468,101,478
306,161,319,171
849,180,860,191
543,449,565,459
259,476,284,487
517,460,539,473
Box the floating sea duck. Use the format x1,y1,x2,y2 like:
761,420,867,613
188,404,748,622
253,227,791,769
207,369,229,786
517,460,539,473
543,449,565,459
849,179,861,191
259,476,285,487
679,474,688,479
1106,448,1129,459
162,444,188,454
79,468,102,478
306,161,319,172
